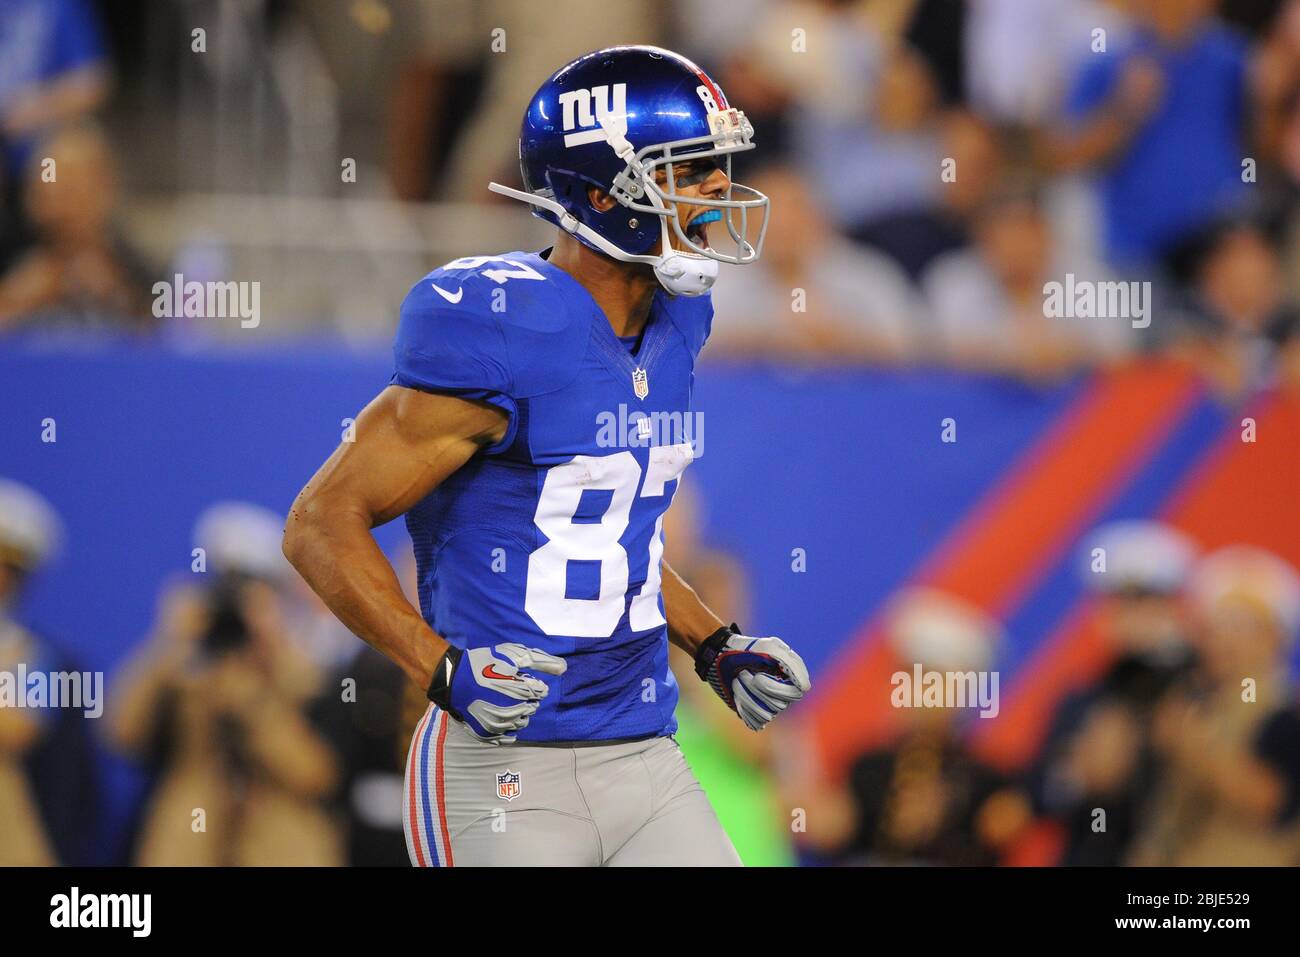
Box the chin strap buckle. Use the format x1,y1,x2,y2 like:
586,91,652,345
611,167,644,201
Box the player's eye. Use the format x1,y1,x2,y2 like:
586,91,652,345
669,160,719,188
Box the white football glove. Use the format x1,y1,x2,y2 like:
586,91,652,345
428,642,567,744
695,626,811,731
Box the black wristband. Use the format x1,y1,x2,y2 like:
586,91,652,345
425,644,464,711
694,623,741,682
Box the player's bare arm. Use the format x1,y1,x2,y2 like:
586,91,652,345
661,558,726,655
282,385,506,689
663,549,811,733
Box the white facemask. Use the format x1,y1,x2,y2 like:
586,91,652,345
488,183,724,297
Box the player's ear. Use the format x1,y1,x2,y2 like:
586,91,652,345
586,186,618,212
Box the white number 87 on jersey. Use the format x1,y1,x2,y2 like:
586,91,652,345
525,444,691,638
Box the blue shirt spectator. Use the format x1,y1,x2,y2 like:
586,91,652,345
1066,21,1249,267
0,0,108,173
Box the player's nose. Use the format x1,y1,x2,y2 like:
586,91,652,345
701,164,730,198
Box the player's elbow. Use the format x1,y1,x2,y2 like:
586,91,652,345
281,490,327,575
282,484,372,578
281,521,304,573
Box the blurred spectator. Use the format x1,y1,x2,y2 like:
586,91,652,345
965,0,1128,126
313,550,424,867
1166,218,1300,396
857,108,1010,282
674,0,795,167
922,182,1133,380
107,502,342,866
0,0,109,279
0,478,98,866
315,645,423,866
1250,0,1300,187
0,487,58,864
439,0,661,201
0,123,155,332
902,0,967,105
1039,0,1259,270
0,159,27,275
717,0,940,180
1079,521,1200,702
751,2,950,258
1027,521,1200,866
1220,0,1296,37
0,0,109,175
279,550,413,861
366,0,487,202
797,588,1031,865
937,109,1009,235
1131,545,1300,865
707,166,923,363
806,40,944,247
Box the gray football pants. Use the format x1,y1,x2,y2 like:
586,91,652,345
403,704,741,866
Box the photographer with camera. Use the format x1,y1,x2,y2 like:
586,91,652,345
107,502,341,866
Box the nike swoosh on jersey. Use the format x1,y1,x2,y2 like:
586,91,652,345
430,282,464,304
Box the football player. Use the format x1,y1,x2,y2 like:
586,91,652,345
284,45,810,866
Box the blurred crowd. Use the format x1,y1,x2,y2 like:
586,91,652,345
3,477,1299,865
1,0,1299,397
662,486,1300,867
0,480,426,866
780,530,1300,866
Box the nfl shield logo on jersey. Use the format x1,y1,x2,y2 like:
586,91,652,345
495,770,521,801
632,367,649,400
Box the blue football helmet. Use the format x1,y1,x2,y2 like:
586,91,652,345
489,45,769,296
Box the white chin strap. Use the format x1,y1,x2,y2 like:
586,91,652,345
653,252,718,297
488,182,719,297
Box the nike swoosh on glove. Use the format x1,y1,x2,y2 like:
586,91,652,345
695,626,812,731
430,643,567,744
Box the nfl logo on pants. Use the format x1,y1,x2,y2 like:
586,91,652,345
496,770,521,801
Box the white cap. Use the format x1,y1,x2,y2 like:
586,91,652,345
1188,545,1300,638
193,501,288,580
1084,521,1199,595
0,478,63,570
887,587,1003,672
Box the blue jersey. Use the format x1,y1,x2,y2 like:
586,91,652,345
392,250,712,742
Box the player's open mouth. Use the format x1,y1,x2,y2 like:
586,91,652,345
685,209,722,247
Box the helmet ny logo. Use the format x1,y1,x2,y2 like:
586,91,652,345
559,83,627,147
488,46,769,292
